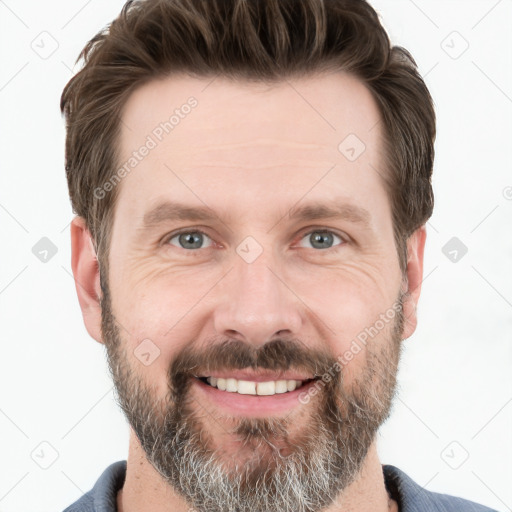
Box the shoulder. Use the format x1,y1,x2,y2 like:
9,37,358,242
62,461,127,512
383,465,499,512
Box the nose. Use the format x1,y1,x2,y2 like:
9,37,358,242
213,251,303,347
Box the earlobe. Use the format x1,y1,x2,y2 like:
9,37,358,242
70,216,104,344
401,225,427,340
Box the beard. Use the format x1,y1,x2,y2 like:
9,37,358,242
100,281,404,512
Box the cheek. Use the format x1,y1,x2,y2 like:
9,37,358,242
109,238,401,394
286,260,400,377
109,261,227,394
112,251,220,330
289,258,398,332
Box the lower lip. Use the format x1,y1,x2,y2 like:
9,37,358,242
192,377,318,416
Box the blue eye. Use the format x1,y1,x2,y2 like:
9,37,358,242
165,228,344,251
167,230,213,250
298,230,344,250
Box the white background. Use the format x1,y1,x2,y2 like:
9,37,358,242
0,1,511,511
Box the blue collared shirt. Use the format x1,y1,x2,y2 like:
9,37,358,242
62,461,499,511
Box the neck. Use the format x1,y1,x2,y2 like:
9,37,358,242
117,431,397,512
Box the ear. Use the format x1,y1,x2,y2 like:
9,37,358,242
70,216,104,344
400,225,427,340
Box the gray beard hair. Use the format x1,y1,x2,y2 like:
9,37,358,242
101,286,404,512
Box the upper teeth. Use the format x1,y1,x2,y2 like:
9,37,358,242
206,377,303,395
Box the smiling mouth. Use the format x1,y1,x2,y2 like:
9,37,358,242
196,376,317,396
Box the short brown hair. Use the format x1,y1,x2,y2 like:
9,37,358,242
61,0,435,281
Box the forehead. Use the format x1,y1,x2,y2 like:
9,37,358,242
115,71,388,225
120,71,382,154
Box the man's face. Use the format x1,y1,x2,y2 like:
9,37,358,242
93,72,421,511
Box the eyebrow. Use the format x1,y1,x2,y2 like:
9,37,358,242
142,202,222,227
287,202,372,228
141,200,372,230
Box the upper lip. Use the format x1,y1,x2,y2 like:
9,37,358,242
196,371,317,382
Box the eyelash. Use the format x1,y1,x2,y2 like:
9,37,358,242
163,227,347,252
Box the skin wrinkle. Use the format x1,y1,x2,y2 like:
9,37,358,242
73,72,427,512
120,221,393,324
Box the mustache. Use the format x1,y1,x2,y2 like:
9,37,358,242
168,338,338,394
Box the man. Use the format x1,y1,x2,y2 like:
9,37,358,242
60,0,498,511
